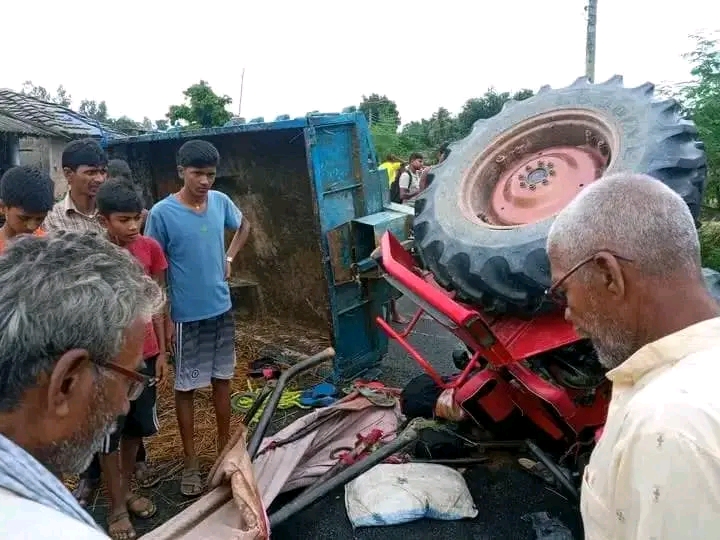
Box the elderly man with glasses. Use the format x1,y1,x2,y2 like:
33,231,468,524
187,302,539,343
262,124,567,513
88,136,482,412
546,172,720,539
0,231,164,539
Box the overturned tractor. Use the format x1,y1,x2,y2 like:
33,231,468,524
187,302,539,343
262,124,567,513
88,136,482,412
378,75,717,496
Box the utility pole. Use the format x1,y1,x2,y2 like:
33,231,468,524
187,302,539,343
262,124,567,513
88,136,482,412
238,68,246,116
585,0,598,82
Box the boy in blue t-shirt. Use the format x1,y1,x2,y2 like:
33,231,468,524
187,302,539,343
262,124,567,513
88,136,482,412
144,140,250,497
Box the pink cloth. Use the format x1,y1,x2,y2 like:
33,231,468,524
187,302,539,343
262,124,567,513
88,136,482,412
139,392,400,539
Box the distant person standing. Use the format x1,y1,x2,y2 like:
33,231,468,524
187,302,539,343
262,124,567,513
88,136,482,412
420,143,450,191
144,140,250,497
378,154,403,186
398,153,424,202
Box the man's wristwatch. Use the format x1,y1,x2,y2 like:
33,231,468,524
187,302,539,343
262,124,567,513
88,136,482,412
226,256,233,264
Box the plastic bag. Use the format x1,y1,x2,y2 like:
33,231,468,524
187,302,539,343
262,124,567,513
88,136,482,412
522,511,574,540
344,463,478,528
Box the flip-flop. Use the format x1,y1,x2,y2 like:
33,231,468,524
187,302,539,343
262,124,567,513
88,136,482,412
180,465,204,497
299,382,338,407
108,511,136,540
135,461,182,489
135,462,161,489
126,493,157,519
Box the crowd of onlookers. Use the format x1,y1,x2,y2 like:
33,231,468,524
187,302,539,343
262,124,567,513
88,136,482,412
379,143,450,205
0,138,444,539
0,137,249,539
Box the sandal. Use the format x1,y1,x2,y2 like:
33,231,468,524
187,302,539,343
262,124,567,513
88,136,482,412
108,511,136,540
126,493,157,519
180,464,204,497
135,462,161,489
518,458,555,484
72,477,99,508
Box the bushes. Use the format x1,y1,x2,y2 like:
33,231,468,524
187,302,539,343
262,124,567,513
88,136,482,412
700,221,720,271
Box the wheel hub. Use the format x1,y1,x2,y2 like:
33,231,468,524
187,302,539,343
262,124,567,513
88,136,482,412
458,110,615,228
489,145,606,226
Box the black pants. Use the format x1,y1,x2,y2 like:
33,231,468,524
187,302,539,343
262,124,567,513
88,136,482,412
82,441,147,481
81,356,157,482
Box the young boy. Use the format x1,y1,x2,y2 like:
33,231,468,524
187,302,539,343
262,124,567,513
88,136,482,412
0,166,54,252
145,139,250,497
96,178,169,540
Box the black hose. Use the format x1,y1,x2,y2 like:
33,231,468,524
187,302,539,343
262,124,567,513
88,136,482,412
525,439,579,501
247,347,335,460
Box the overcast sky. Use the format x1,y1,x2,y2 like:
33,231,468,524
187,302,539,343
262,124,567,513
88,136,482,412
2,0,717,126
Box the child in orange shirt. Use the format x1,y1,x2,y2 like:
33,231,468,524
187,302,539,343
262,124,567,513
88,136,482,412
0,166,54,252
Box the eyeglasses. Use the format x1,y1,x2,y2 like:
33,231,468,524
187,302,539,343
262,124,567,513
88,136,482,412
545,250,634,307
100,361,157,401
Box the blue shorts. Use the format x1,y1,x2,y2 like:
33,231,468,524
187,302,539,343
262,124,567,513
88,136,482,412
174,310,236,391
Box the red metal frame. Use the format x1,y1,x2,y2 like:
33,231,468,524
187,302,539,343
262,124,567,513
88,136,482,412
376,232,610,442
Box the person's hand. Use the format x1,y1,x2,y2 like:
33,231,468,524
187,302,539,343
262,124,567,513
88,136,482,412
225,260,232,280
155,353,169,386
165,319,175,356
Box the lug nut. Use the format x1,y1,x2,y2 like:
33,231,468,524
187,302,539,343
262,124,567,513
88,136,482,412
519,181,527,188
538,161,545,167
529,184,537,191
547,162,554,169
549,169,556,176
518,174,526,181
542,179,549,185
526,165,532,172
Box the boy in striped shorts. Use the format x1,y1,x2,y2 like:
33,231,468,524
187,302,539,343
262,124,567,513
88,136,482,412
144,140,250,497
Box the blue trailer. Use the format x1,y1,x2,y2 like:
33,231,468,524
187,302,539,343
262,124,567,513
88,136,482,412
106,112,412,379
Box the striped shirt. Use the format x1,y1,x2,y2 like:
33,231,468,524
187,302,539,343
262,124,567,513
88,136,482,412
43,193,104,234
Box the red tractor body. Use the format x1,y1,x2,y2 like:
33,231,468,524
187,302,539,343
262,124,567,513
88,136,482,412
376,231,609,454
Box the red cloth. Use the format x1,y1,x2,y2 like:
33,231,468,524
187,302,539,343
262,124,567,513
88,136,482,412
126,235,168,359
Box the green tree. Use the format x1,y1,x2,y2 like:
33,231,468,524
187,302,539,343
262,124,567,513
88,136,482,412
456,88,534,138
394,120,432,157
78,99,109,122
55,85,72,108
427,107,458,148
359,94,401,129
109,116,143,134
155,119,169,131
20,81,72,107
370,111,401,160
167,81,233,128
362,87,535,162
674,33,720,208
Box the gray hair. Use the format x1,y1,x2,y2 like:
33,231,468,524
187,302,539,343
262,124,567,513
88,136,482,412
0,231,165,412
547,172,701,277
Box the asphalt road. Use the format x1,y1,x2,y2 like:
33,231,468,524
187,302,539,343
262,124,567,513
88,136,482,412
89,299,582,539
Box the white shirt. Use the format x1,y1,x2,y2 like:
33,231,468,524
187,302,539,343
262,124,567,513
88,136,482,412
0,487,110,539
398,168,421,194
581,316,720,540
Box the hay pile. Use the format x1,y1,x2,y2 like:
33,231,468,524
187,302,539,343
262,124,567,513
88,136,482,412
146,317,332,467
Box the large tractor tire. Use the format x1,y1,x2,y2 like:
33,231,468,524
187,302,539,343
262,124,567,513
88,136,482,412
414,75,706,316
